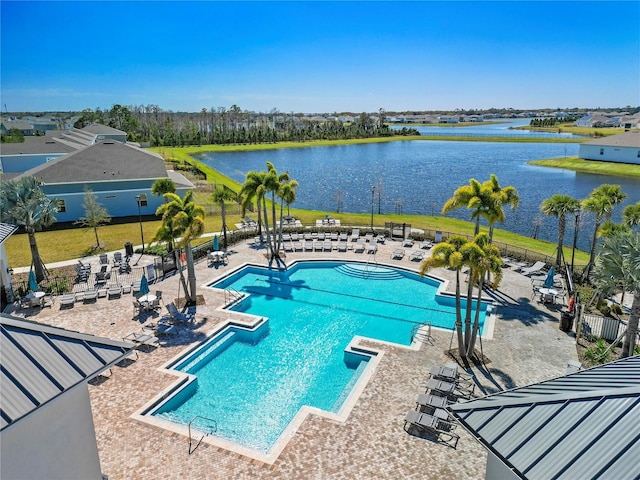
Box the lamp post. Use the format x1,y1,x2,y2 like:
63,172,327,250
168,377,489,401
135,195,145,265
370,185,375,232
570,208,580,276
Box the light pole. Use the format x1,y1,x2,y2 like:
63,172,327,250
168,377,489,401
570,208,580,276
370,185,375,232
135,194,145,264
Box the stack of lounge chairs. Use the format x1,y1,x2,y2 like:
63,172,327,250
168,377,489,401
404,363,477,447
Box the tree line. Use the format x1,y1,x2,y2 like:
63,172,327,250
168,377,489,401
73,104,420,147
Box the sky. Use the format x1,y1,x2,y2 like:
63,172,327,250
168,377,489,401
1,1,638,114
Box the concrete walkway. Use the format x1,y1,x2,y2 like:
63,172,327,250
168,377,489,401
3,236,578,479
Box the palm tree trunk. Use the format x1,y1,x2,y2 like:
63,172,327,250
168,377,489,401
185,243,197,304
466,274,485,358
556,216,566,267
621,292,640,357
29,231,47,282
221,203,228,249
261,197,273,258
175,249,189,301
463,268,475,356
271,193,278,255
454,271,465,357
583,215,601,280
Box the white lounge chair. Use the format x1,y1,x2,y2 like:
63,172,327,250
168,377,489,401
410,251,424,261
392,248,405,259
366,243,378,254
354,239,366,253
166,302,195,323
519,261,546,276
350,229,360,242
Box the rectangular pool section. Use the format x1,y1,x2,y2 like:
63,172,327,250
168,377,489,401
148,261,489,457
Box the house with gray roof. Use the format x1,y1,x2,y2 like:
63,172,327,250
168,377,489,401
0,314,134,479
13,140,195,222
579,131,640,165
449,356,640,480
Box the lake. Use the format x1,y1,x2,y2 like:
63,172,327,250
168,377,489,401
195,122,640,252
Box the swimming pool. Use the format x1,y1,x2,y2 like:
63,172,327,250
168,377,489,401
142,261,490,461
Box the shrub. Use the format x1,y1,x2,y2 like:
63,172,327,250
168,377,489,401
584,338,611,364
598,304,611,317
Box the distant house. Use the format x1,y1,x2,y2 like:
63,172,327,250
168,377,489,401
0,119,35,136
13,140,195,222
438,115,459,124
0,136,78,174
574,114,616,128
579,131,640,165
449,356,640,480
0,315,133,480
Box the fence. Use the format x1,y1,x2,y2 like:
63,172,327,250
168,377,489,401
578,312,639,347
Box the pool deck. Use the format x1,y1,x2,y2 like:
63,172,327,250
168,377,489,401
4,237,578,479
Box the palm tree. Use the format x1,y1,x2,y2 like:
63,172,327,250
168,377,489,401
592,184,627,222
151,178,176,202
623,201,640,228
592,231,640,358
598,220,631,238
211,185,237,249
151,213,189,300
265,162,290,257
540,194,581,266
463,233,503,357
277,178,298,252
0,176,59,282
420,235,469,357
442,178,488,235
483,174,519,243
155,190,205,305
582,191,611,280
240,170,265,237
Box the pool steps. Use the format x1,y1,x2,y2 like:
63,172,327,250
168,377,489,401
176,331,237,373
335,264,404,280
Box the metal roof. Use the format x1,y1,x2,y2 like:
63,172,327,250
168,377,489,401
449,356,640,480
0,315,134,431
0,223,18,245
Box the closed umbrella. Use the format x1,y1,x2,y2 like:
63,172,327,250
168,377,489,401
543,266,555,288
28,270,39,292
139,274,150,296
213,235,219,252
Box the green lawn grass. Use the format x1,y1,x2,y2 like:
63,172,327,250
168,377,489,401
529,156,640,178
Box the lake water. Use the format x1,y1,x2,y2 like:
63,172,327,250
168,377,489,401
195,121,640,251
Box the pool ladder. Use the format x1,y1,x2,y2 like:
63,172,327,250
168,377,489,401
410,321,433,345
188,415,217,454
224,287,244,307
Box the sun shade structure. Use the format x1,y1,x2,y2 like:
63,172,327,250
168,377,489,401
448,356,640,480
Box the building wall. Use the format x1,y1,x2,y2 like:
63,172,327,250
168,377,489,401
485,453,520,480
0,385,103,480
579,144,640,164
0,153,66,173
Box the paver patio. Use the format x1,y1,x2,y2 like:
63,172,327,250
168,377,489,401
4,236,577,479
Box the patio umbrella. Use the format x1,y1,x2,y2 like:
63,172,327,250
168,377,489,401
213,235,219,251
139,274,150,296
28,270,38,292
543,266,555,288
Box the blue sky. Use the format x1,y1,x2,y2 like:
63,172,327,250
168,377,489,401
1,1,638,113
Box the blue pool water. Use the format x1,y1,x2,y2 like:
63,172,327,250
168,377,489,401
151,261,487,453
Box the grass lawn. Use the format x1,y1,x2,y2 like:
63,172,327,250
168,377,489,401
529,156,640,178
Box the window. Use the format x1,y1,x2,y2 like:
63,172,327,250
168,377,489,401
136,193,148,207
637,150,640,158
57,199,67,213
600,148,604,155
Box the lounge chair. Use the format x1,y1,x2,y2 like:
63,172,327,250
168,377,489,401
304,240,314,251
293,241,303,252
283,242,293,252
410,251,424,261
99,253,108,265
519,261,546,276
123,330,160,349
375,234,386,244
415,393,450,411
354,239,366,253
339,232,348,242
59,294,76,309
403,410,459,446
317,232,325,241
391,248,405,259
323,241,333,251
350,229,360,242
403,238,414,248
166,302,195,323
108,286,122,299
337,241,347,252
330,232,338,241
366,243,378,254
365,233,374,243
113,251,123,267
420,240,433,250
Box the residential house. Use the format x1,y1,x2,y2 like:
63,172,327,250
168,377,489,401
13,140,195,222
0,119,35,136
574,114,616,128
0,136,78,175
449,356,640,480
579,131,640,165
0,315,133,480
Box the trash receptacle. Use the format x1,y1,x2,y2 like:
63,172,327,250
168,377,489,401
125,242,134,256
560,312,574,332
